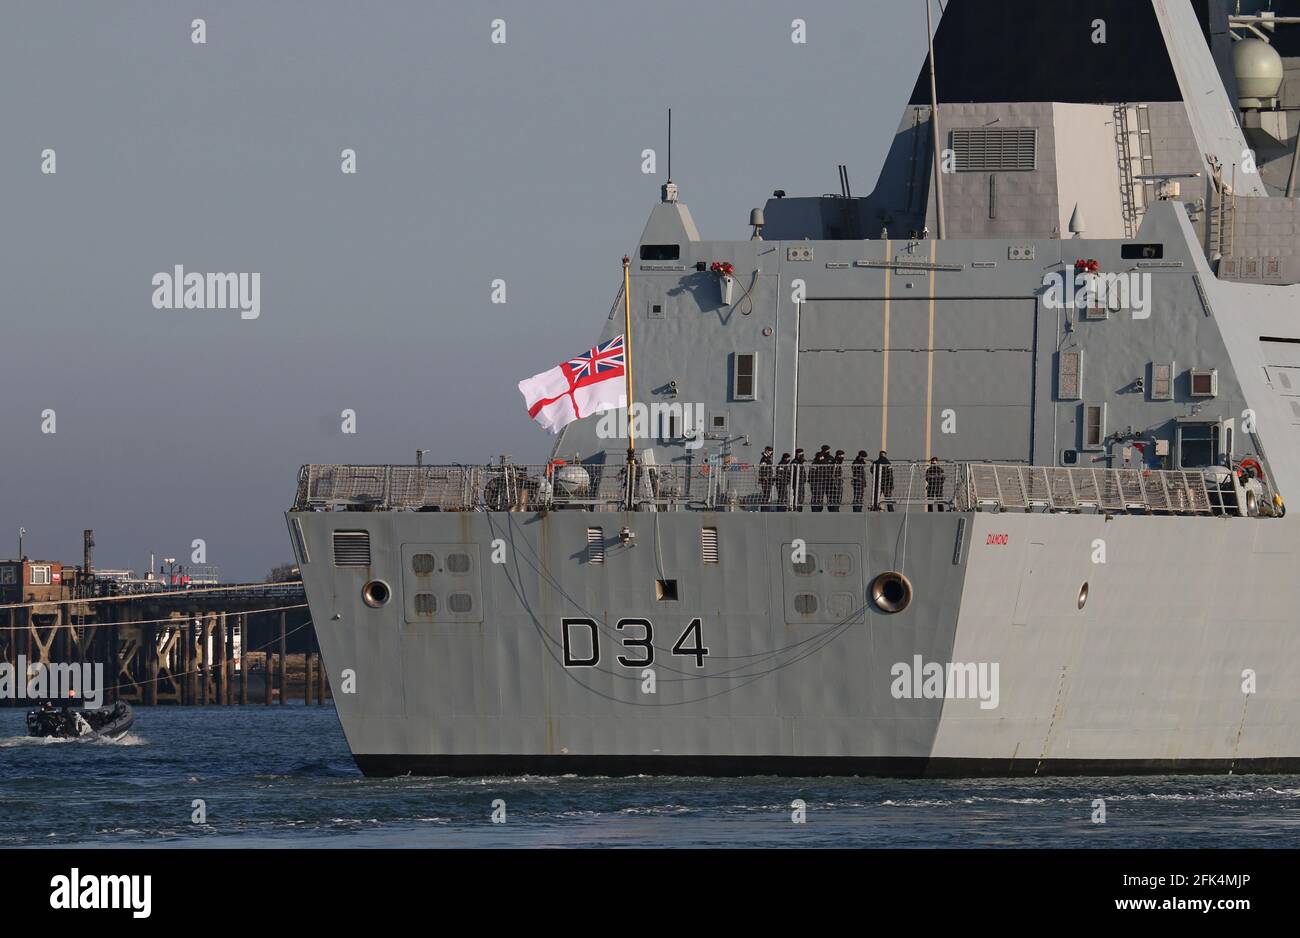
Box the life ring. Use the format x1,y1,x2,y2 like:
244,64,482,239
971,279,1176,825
699,464,712,477
1240,457,1265,482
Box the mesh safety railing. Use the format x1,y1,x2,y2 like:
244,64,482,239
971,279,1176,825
294,461,1224,516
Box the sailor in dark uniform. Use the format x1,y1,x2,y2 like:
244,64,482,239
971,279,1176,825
873,450,894,511
817,445,834,511
775,452,792,510
792,449,807,511
925,456,947,511
852,450,868,512
758,446,775,510
810,446,827,511
829,450,846,511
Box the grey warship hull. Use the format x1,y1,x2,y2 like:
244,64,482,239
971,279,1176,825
291,0,1300,777
293,505,1300,777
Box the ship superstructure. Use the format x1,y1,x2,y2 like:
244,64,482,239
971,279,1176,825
290,0,1300,776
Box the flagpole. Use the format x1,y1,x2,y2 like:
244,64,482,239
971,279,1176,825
622,255,636,509
926,0,946,240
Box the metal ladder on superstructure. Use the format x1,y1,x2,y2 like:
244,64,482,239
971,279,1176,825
1113,104,1154,240
1207,157,1237,258
1114,105,1139,239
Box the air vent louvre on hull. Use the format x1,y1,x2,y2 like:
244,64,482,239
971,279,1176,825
701,527,719,564
587,527,605,564
333,531,371,566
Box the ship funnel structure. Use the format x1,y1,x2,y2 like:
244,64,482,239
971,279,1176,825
1233,37,1284,109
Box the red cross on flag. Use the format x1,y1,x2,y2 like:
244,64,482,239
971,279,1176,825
518,334,627,433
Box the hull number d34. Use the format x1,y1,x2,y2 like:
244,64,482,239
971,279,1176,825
562,617,710,669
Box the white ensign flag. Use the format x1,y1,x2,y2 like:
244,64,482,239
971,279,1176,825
517,334,627,434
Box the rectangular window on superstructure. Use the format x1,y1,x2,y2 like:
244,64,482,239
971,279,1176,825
30,565,51,586
1083,404,1105,449
733,353,756,401
639,244,680,261
1189,368,1218,398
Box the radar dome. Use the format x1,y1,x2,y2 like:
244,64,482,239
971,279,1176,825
1234,37,1284,109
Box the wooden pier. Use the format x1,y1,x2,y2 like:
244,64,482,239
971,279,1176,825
0,582,330,707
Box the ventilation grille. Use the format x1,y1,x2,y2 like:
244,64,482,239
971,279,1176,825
446,552,471,574
332,531,371,566
449,593,474,613
411,552,436,575
950,127,1038,172
413,593,438,616
1059,350,1082,401
701,527,719,564
794,593,819,616
586,527,605,564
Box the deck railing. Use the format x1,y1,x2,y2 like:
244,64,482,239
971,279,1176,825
293,461,1236,517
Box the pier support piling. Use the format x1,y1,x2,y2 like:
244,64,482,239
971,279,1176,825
264,616,274,706
238,613,248,705
217,612,229,706
146,623,159,707
278,611,287,706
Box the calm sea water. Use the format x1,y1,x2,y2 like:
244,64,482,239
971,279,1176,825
1,706,1297,848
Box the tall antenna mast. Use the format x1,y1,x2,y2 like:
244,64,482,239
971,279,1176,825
927,0,947,239
622,254,636,509
661,109,678,202
667,108,672,183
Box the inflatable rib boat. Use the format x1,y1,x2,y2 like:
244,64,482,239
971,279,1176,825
26,702,134,740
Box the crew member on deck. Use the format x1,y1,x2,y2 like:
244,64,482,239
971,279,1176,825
758,446,775,510
811,445,832,511
793,449,807,511
829,450,846,511
776,452,792,510
873,450,893,511
852,451,868,512
926,457,947,512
